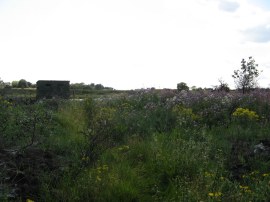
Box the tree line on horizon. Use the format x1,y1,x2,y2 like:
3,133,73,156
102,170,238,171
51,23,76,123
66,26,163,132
0,79,35,89
177,56,262,93
0,79,114,91
0,56,263,93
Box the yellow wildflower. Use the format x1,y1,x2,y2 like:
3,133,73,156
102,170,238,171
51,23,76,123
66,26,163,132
118,145,130,152
96,176,101,182
26,199,35,202
249,171,259,175
102,165,109,171
204,172,214,177
245,189,252,193
82,156,89,161
240,185,249,190
240,185,252,193
232,108,259,120
208,192,222,197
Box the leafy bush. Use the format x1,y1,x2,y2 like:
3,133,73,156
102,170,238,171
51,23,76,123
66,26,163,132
18,79,28,88
232,108,259,121
177,82,189,91
172,105,200,128
0,99,55,149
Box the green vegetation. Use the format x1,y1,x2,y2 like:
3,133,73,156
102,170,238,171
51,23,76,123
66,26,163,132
0,80,122,99
177,82,189,91
232,56,260,93
214,79,230,92
1,89,270,201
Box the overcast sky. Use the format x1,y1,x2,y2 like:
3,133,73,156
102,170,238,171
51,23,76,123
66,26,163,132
0,0,270,90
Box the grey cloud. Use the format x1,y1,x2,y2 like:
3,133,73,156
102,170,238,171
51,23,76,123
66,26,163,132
244,25,270,43
218,0,240,12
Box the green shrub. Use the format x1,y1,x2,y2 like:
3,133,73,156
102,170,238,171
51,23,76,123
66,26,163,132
232,107,259,128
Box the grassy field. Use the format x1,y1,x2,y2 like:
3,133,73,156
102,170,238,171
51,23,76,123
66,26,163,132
0,87,128,100
1,89,270,201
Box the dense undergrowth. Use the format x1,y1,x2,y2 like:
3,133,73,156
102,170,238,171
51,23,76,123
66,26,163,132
1,89,270,201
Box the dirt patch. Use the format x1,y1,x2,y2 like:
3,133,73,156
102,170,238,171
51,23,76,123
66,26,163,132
0,147,61,201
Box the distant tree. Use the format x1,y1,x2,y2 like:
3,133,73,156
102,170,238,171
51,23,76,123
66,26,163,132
27,81,33,88
232,57,260,93
95,84,104,90
204,88,214,91
71,83,83,89
4,82,12,89
12,81,19,88
18,79,28,88
214,79,230,92
191,86,197,91
0,78,4,88
177,82,189,91
104,87,114,90
71,82,113,90
90,83,95,89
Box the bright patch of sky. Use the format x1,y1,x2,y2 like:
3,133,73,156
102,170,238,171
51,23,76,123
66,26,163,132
0,0,270,90
248,0,270,10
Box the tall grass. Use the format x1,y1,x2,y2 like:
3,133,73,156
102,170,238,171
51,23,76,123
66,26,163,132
2,90,270,201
